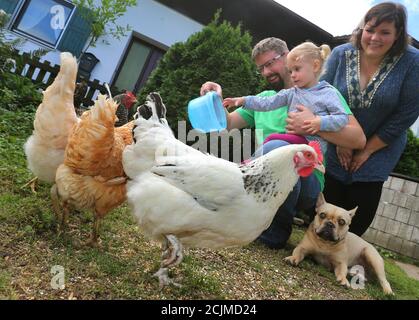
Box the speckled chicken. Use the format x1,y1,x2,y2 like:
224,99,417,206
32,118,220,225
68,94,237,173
122,93,325,287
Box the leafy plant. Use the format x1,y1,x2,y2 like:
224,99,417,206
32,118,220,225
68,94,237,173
138,11,265,133
393,129,419,178
0,74,42,112
72,0,137,53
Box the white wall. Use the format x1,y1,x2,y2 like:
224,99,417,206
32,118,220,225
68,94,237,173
411,117,419,137
12,0,203,83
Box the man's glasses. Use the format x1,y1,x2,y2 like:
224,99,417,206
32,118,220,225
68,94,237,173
256,53,285,74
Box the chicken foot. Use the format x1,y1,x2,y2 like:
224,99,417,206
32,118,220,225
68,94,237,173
22,176,38,193
82,214,102,248
154,234,183,288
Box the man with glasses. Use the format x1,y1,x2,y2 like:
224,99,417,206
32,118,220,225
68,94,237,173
200,37,365,249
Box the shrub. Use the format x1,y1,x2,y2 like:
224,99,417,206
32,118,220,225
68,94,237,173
393,129,419,179
0,10,43,112
137,11,265,132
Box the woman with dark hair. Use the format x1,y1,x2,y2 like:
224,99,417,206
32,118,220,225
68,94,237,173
320,2,419,236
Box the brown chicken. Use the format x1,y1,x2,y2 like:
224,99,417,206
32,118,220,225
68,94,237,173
52,93,135,246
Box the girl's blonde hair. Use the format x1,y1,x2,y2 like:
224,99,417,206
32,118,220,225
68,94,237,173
287,42,331,76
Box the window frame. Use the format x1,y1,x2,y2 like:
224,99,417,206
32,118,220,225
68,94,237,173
8,0,75,49
111,32,168,93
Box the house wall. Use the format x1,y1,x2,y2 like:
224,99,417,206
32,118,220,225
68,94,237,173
363,175,419,260
411,117,419,137
12,0,203,83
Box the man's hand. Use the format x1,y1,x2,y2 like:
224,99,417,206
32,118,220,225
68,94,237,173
336,146,353,171
301,116,321,135
200,81,223,98
223,97,245,109
286,105,315,135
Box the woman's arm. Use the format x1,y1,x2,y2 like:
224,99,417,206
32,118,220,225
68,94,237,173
349,134,387,172
375,58,419,145
286,105,366,149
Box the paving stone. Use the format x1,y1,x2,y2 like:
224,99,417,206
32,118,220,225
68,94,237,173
398,223,413,240
405,195,416,210
395,207,411,224
402,181,417,195
392,192,408,208
415,246,419,260
387,236,403,253
375,202,384,216
383,177,391,188
380,189,395,204
385,220,401,235
373,216,389,232
400,240,415,258
411,227,419,244
414,198,419,212
408,211,419,226
382,203,397,219
374,231,391,248
390,177,404,191
362,228,377,243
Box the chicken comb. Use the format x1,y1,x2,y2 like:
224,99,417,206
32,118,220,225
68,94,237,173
308,141,323,163
126,91,136,99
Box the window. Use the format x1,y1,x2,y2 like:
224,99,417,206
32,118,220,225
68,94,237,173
0,0,92,57
113,35,166,93
12,0,74,47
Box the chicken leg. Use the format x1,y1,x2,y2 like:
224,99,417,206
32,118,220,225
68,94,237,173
154,234,183,288
50,184,69,232
22,176,38,193
82,214,102,248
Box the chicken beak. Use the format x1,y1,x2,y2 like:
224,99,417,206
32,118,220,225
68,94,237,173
315,162,325,174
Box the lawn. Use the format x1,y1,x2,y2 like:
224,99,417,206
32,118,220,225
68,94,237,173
0,107,418,300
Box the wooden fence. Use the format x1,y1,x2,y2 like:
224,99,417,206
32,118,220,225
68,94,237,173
10,50,117,108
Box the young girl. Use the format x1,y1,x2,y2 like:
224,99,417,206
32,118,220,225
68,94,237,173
223,42,349,155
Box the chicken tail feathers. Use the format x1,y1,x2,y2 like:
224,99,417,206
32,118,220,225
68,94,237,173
90,94,118,127
43,52,78,105
24,52,79,182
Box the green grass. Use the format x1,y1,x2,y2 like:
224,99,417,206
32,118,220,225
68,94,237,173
0,107,418,300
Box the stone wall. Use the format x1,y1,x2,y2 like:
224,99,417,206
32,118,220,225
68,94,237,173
363,175,419,260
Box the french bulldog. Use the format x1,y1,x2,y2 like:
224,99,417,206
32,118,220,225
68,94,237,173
285,193,393,295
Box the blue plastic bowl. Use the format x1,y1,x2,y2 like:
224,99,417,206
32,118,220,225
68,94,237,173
188,91,227,133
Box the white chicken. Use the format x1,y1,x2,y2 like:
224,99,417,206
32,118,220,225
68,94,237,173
24,52,79,188
123,92,325,287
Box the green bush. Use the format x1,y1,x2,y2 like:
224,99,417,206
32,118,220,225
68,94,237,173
138,11,264,132
393,129,419,178
0,10,42,112
0,73,42,112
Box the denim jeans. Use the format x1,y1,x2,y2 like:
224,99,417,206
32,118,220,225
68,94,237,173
254,140,321,249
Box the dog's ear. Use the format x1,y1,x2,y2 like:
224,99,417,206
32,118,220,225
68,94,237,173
348,206,358,219
316,192,326,208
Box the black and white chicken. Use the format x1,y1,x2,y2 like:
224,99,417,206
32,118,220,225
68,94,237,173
122,93,325,287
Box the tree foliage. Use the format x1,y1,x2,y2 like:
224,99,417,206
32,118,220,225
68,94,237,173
138,11,265,131
394,129,419,178
72,0,137,51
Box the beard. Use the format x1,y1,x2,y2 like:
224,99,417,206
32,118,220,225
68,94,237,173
265,72,285,91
